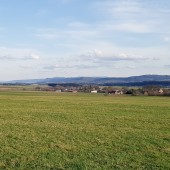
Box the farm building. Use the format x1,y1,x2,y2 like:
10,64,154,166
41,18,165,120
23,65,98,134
91,90,98,93
108,90,123,95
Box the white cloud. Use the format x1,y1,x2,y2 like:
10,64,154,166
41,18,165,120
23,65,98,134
78,49,147,62
164,65,169,67
164,37,170,42
94,0,170,34
0,47,40,61
19,65,35,69
43,63,98,70
0,55,14,60
112,23,151,33
43,48,149,72
30,54,40,60
96,0,144,17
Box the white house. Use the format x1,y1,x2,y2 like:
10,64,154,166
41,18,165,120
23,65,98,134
91,90,98,93
55,90,62,93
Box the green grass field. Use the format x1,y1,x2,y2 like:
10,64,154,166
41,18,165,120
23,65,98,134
0,91,169,169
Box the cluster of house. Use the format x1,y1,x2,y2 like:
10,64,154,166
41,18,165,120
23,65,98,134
134,88,170,96
37,84,170,96
55,86,125,95
56,88,170,96
55,89,78,93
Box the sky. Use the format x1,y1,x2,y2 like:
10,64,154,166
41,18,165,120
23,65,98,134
0,0,170,81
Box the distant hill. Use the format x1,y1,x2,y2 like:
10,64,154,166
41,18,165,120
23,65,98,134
2,75,170,87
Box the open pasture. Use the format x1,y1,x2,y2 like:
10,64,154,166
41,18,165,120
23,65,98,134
0,91,170,169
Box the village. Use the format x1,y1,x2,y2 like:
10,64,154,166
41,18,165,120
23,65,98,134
1,83,170,96
36,84,170,96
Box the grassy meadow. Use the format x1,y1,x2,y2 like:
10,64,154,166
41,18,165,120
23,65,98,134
0,91,170,169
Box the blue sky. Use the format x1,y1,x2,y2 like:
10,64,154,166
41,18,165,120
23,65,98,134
0,0,170,81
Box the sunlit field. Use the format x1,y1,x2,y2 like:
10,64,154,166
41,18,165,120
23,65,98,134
0,91,169,169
